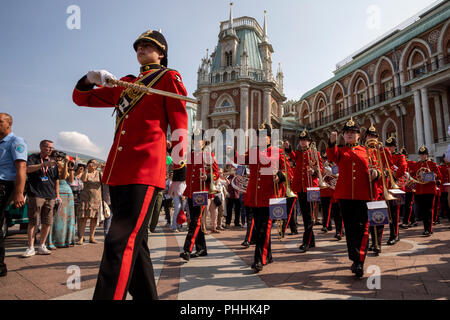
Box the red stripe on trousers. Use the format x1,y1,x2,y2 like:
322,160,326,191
113,186,154,300
359,222,369,262
284,198,297,233
189,206,204,252
326,202,332,228
396,205,400,237
248,218,254,242
262,219,272,265
431,195,436,233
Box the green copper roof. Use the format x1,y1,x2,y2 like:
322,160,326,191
299,4,450,101
211,28,263,72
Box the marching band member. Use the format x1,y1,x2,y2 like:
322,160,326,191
363,125,384,255
320,154,344,240
400,148,418,228
72,30,188,300
385,137,407,245
288,129,323,253
281,141,298,237
241,123,288,273
327,118,379,278
438,157,449,224
411,146,441,236
180,129,219,261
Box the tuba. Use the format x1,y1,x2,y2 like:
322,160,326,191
397,172,420,188
323,163,338,190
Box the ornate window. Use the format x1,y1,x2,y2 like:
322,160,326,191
225,51,233,67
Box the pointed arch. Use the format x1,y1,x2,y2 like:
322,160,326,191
437,19,450,57
349,69,371,95
399,38,433,73
382,118,399,143
215,93,235,108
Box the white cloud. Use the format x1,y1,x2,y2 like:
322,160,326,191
56,131,103,157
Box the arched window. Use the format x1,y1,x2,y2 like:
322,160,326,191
215,74,220,83
225,51,233,67
335,93,344,118
409,49,427,79
231,71,236,80
380,70,394,101
223,72,228,82
354,78,367,111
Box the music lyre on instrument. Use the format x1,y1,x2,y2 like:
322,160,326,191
106,78,199,104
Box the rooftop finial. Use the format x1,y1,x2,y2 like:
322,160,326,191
263,10,268,42
229,2,233,29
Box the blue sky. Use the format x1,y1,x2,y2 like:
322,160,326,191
0,0,438,160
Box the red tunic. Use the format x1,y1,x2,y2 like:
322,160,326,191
289,148,323,193
183,151,219,198
72,69,188,189
327,144,378,201
412,160,441,195
243,146,288,208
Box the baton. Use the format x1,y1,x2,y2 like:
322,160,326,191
106,78,198,104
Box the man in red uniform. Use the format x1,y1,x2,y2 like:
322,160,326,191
400,148,418,228
384,137,407,245
242,123,288,272
412,146,442,236
288,129,323,253
180,129,219,261
72,30,188,300
327,118,379,278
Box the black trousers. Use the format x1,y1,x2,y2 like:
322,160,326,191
298,192,315,246
182,198,207,253
244,206,256,243
226,198,241,226
402,192,415,224
162,198,172,224
282,197,298,234
415,194,435,233
320,197,343,235
369,225,384,248
440,192,449,221
253,207,272,265
93,185,160,300
340,199,370,264
388,200,400,240
0,180,14,273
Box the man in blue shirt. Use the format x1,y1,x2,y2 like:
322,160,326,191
0,113,27,277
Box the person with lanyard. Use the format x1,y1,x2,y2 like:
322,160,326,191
411,146,441,236
384,137,407,245
399,148,418,229
180,129,219,261
327,118,380,278
287,129,323,253
241,122,288,273
363,124,385,255
72,29,188,300
0,113,27,277
320,154,344,240
23,140,60,258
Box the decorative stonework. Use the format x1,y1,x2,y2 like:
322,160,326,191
211,92,218,100
428,30,440,45
232,89,239,96
368,64,376,76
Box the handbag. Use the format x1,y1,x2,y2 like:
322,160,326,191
213,195,222,207
177,209,187,224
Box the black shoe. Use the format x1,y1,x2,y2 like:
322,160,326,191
350,262,357,274
399,223,409,229
368,244,374,252
373,247,381,256
253,263,263,273
179,252,190,261
0,267,7,277
191,250,207,258
249,241,256,245
423,230,431,237
267,257,274,265
355,263,364,278
336,234,342,241
327,226,333,231
387,238,396,245
411,222,419,227
290,230,299,235
299,244,309,253
241,241,250,248
321,227,328,232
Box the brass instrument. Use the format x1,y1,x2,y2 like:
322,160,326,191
279,141,296,198
416,167,432,184
365,138,396,201
310,143,328,189
204,146,219,195
323,163,338,190
397,171,420,188
381,148,400,189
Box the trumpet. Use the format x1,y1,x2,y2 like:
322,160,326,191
279,141,296,198
310,143,328,189
203,146,219,195
365,138,396,201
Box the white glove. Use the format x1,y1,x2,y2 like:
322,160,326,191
86,70,117,87
169,181,186,197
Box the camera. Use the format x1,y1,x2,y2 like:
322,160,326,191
68,161,75,168
51,150,67,161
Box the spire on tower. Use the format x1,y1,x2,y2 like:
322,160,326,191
263,10,268,42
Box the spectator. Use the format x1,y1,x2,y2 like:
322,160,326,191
78,159,101,244
100,163,113,236
0,113,27,276
22,139,59,257
162,173,173,227
47,152,76,248
169,156,187,233
68,162,85,236
208,168,228,233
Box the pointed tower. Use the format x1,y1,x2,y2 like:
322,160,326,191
258,10,274,81
276,63,284,94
